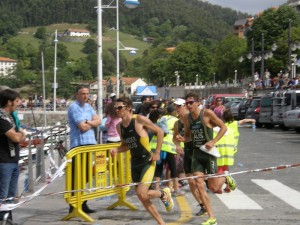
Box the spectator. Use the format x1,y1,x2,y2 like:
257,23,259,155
67,84,101,214
105,103,121,143
0,89,26,224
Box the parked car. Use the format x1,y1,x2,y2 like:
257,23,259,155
272,89,300,130
232,99,247,120
205,93,245,110
283,108,300,133
259,94,274,129
245,97,262,127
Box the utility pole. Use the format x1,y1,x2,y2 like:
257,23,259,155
251,38,255,83
260,33,265,78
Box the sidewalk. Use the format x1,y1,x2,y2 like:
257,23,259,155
13,175,184,225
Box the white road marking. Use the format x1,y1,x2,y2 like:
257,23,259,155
216,188,262,209
252,179,300,210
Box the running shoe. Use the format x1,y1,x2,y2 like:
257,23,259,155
201,217,217,225
161,187,174,212
225,172,237,191
172,189,185,197
196,204,207,216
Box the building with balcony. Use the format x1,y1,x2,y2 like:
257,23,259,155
0,57,17,76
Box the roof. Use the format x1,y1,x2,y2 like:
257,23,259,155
67,28,90,33
136,86,157,96
0,57,17,62
234,19,247,27
108,77,141,85
165,47,176,53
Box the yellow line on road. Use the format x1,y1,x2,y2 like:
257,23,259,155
167,196,193,225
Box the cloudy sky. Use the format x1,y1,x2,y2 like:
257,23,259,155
206,0,287,15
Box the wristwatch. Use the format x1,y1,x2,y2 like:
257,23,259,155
85,119,88,124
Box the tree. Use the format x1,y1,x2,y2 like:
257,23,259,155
215,35,247,80
34,27,47,40
168,42,214,83
82,39,97,54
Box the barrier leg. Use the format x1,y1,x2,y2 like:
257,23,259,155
61,203,94,222
107,188,137,210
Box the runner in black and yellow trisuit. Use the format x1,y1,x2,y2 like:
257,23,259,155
110,97,174,225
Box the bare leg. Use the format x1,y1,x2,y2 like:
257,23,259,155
193,172,215,218
135,183,165,225
186,174,201,204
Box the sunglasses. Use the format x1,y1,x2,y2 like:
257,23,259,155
114,105,126,110
186,101,196,106
217,99,222,102
175,104,184,108
151,106,159,109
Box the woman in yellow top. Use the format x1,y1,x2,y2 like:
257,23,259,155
214,109,255,193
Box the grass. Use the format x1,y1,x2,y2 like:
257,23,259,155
16,23,149,61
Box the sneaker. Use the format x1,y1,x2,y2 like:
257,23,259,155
224,187,231,193
201,217,217,225
161,187,174,212
225,173,237,191
196,204,207,216
172,189,185,197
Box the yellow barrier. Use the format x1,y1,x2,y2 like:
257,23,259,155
62,143,137,222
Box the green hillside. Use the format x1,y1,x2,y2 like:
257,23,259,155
15,23,149,61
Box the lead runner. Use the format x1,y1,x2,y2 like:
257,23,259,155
110,96,173,225
177,92,237,225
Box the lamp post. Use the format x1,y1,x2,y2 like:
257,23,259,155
97,0,103,120
53,30,58,111
239,36,276,83
175,71,180,86
195,74,199,85
234,70,237,86
97,0,139,118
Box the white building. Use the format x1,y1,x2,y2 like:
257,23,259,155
0,57,17,76
65,29,90,37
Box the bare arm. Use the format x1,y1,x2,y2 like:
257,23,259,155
173,121,184,154
78,114,101,131
238,118,256,125
204,109,227,148
137,115,163,161
5,128,26,143
177,114,191,142
110,122,129,156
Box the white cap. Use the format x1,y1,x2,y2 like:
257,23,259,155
110,93,116,98
174,98,185,106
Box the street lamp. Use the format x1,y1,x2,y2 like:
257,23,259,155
239,35,276,83
234,70,237,86
195,74,199,85
53,29,58,112
97,0,140,119
175,71,180,86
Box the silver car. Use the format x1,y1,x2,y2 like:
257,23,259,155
283,108,300,133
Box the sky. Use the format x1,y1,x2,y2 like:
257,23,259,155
206,0,288,15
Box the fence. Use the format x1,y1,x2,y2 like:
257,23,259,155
20,125,69,193
62,143,137,222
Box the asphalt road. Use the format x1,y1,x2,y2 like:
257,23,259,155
13,125,300,225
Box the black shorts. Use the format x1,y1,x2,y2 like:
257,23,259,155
131,154,155,186
191,149,217,174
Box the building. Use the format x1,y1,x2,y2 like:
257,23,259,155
105,77,147,96
0,57,17,76
233,18,254,38
64,28,90,37
288,0,300,13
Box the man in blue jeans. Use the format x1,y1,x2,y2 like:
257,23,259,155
0,89,26,225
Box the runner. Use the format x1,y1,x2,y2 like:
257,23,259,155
110,97,173,225
172,98,207,216
176,93,237,225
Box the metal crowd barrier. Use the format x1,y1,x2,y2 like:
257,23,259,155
20,125,69,193
62,143,137,222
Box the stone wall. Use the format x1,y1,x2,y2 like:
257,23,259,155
18,111,68,128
